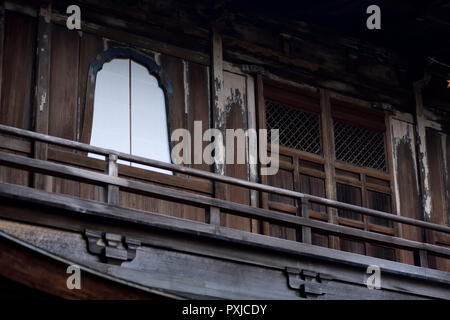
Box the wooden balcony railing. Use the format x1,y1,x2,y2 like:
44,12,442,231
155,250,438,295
0,123,449,269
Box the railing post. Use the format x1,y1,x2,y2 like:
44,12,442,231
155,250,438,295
208,206,221,227
298,197,312,244
415,249,429,268
104,154,119,205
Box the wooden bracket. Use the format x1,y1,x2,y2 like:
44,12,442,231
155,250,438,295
285,267,332,298
85,229,141,265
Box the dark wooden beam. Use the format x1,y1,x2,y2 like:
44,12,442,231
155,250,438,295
0,183,449,288
0,179,449,261
0,230,162,299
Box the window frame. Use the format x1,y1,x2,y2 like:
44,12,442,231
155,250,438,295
43,46,213,196
80,47,172,155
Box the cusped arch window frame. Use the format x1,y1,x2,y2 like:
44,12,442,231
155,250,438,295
80,47,174,165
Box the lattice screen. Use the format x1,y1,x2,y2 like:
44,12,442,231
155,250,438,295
333,120,386,171
265,100,322,155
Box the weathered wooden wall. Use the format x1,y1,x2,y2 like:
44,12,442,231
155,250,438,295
0,11,35,187
0,1,448,274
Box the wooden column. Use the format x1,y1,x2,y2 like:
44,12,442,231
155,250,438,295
414,77,432,223
413,78,431,266
210,28,227,200
33,3,52,191
320,89,339,249
385,114,403,263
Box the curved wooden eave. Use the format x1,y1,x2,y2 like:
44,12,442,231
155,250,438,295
0,228,185,300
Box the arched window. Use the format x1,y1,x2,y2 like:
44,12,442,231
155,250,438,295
89,58,171,174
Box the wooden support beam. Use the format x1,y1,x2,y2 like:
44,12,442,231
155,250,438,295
320,89,339,250
33,3,52,191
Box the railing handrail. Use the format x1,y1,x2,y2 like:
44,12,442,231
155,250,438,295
1,123,449,235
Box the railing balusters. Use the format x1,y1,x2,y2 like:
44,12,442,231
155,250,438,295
105,154,119,205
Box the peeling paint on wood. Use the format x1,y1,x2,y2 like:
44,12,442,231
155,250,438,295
390,118,420,215
210,29,225,176
414,79,432,221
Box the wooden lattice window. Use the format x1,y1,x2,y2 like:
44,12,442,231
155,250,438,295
260,82,328,244
265,100,322,155
334,120,386,171
258,80,398,262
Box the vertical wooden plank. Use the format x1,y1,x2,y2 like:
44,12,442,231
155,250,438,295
0,9,35,189
33,3,52,191
187,62,210,172
49,25,80,140
48,25,81,199
0,11,35,130
426,129,447,226
267,168,296,240
184,61,210,222
222,71,250,231
336,183,363,221
446,137,450,227
320,89,339,249
391,118,422,265
425,128,449,271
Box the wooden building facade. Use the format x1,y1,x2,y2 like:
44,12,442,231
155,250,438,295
0,0,449,299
